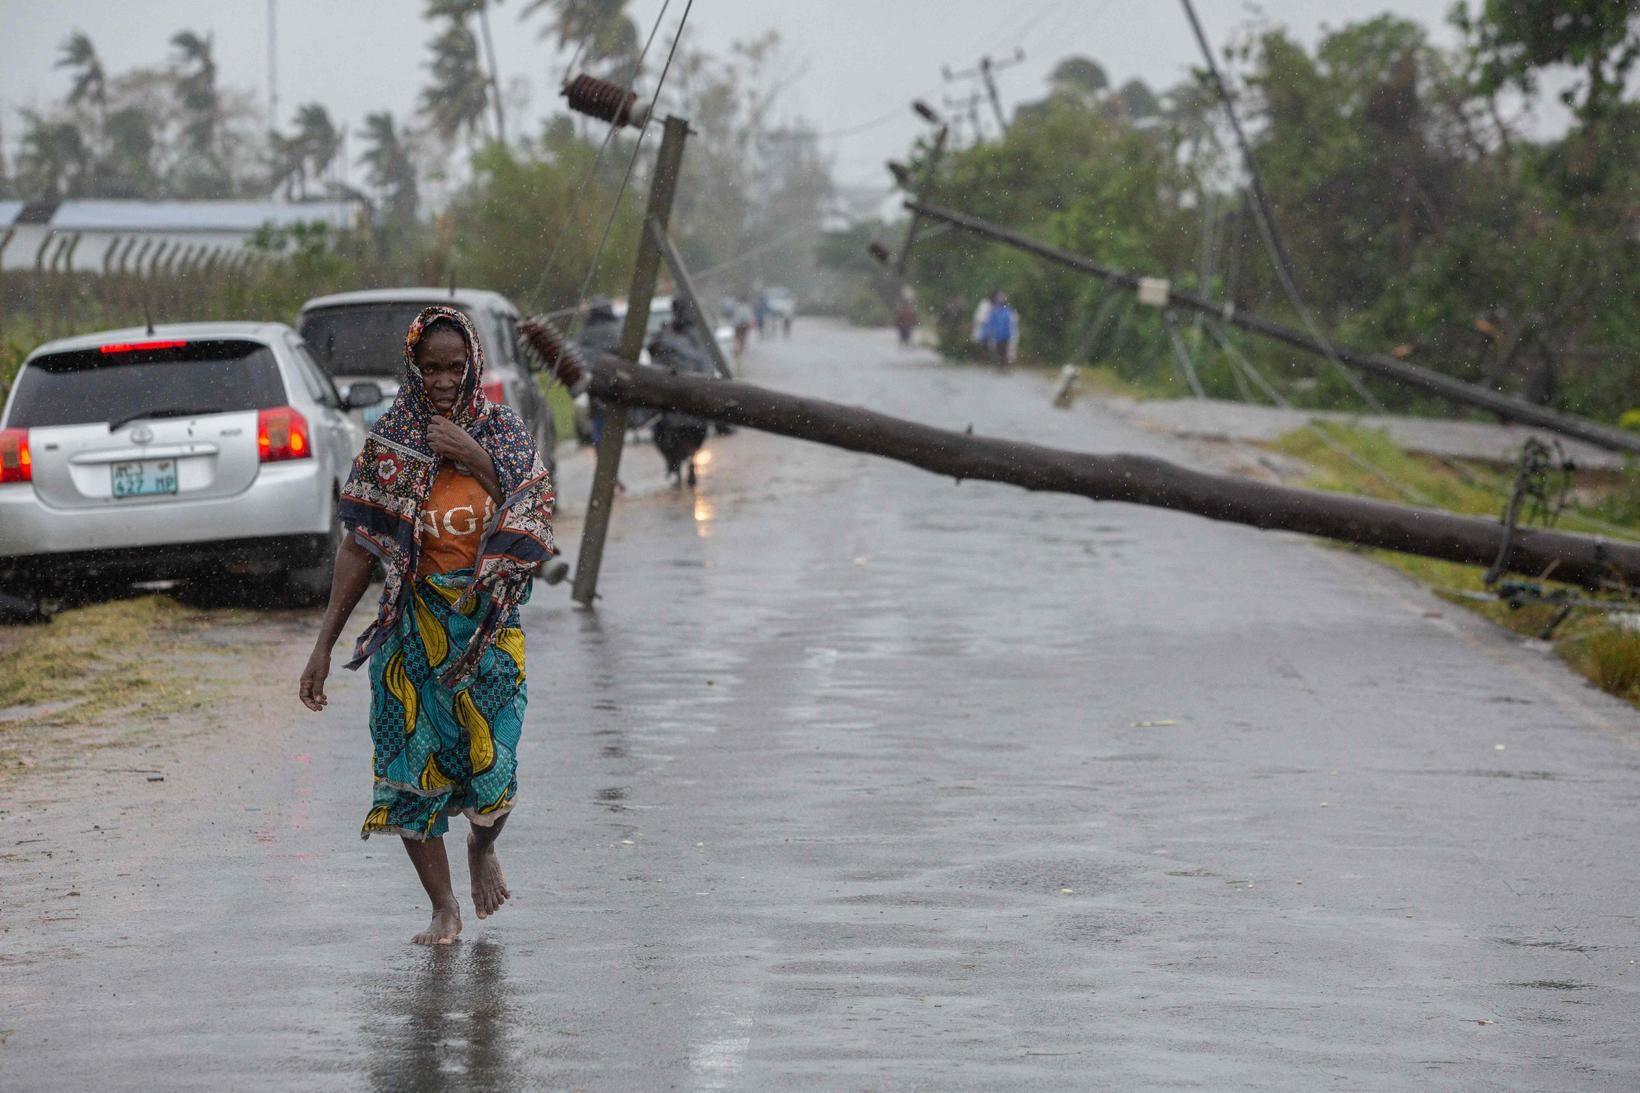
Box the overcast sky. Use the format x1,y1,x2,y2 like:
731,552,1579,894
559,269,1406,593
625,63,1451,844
0,0,1570,200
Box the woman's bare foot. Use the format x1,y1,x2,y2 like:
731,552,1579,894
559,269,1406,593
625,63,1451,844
412,905,462,945
468,833,511,919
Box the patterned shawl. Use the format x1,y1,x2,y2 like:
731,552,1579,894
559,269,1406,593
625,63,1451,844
338,305,556,688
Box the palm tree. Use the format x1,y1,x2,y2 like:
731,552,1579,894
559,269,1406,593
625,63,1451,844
170,29,221,157
359,112,419,226
420,18,493,146
266,104,342,199
522,0,639,73
424,0,507,144
266,128,305,199
295,103,342,184
57,31,107,113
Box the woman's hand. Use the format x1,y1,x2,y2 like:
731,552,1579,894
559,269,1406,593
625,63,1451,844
429,414,505,505
299,647,331,712
429,415,486,472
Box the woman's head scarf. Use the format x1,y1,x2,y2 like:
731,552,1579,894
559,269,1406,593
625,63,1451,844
338,305,555,687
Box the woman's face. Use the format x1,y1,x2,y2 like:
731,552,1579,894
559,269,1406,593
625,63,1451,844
415,326,469,417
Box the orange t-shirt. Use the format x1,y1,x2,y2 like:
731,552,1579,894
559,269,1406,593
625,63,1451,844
416,465,496,577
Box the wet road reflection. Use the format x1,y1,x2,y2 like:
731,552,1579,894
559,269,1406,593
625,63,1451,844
366,941,515,1092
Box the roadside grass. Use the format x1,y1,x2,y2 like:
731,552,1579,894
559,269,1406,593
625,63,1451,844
1,315,45,401
1270,422,1640,707
0,595,231,730
543,378,578,447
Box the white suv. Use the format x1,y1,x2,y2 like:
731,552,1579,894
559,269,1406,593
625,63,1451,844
0,322,371,611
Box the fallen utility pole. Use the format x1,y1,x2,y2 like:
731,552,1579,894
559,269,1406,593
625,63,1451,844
904,199,1640,458
522,328,1640,591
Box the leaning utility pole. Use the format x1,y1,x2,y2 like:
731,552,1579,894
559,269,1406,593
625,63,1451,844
943,49,1024,137
557,73,691,606
646,215,734,380
903,199,1640,458
520,328,1640,591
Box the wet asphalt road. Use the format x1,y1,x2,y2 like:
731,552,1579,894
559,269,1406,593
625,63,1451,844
4,321,1639,1090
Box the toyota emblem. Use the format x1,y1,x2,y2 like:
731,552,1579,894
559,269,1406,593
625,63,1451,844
131,426,154,444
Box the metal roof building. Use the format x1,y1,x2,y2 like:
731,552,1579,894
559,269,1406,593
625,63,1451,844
0,198,362,274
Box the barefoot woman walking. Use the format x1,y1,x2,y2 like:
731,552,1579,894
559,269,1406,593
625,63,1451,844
299,306,555,945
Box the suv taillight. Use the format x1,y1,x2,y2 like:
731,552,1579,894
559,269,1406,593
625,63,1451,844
0,428,30,483
483,379,506,406
258,407,311,462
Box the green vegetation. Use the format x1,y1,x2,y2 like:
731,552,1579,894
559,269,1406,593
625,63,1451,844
2,3,833,399
883,3,1640,427
1271,423,1640,706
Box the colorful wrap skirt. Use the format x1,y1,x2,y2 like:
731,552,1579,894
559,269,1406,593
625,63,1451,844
362,569,529,840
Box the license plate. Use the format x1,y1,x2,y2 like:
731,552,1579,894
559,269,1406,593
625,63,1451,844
111,459,178,498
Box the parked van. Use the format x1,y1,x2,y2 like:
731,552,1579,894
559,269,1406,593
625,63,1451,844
296,288,557,473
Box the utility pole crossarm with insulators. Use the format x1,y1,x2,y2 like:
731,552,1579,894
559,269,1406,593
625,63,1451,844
942,48,1024,136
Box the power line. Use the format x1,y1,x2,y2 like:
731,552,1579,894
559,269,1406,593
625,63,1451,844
526,0,673,310
572,0,695,312
690,221,821,284
1178,0,1387,414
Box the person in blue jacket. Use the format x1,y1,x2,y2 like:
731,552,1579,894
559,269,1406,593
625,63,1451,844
980,292,1018,368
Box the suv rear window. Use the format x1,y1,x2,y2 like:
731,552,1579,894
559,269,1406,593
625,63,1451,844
300,302,501,377
7,340,286,428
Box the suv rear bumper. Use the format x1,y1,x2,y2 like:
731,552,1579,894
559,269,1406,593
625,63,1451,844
0,462,333,558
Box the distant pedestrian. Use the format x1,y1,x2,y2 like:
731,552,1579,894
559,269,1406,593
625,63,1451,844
980,292,1019,367
300,306,555,946
648,299,716,488
970,290,996,347
732,298,755,357
894,288,918,347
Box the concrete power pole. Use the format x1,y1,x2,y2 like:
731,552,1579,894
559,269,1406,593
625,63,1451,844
267,0,278,128
942,49,1024,137
571,115,691,607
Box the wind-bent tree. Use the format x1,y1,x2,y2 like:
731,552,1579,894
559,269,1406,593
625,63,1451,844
170,30,220,156
521,0,640,73
57,32,108,113
420,16,493,146
266,103,342,199
360,111,419,227
424,0,507,145
295,103,342,185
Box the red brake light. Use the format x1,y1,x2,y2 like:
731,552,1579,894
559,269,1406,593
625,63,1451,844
0,428,30,483
258,407,311,462
99,339,189,354
483,379,506,406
